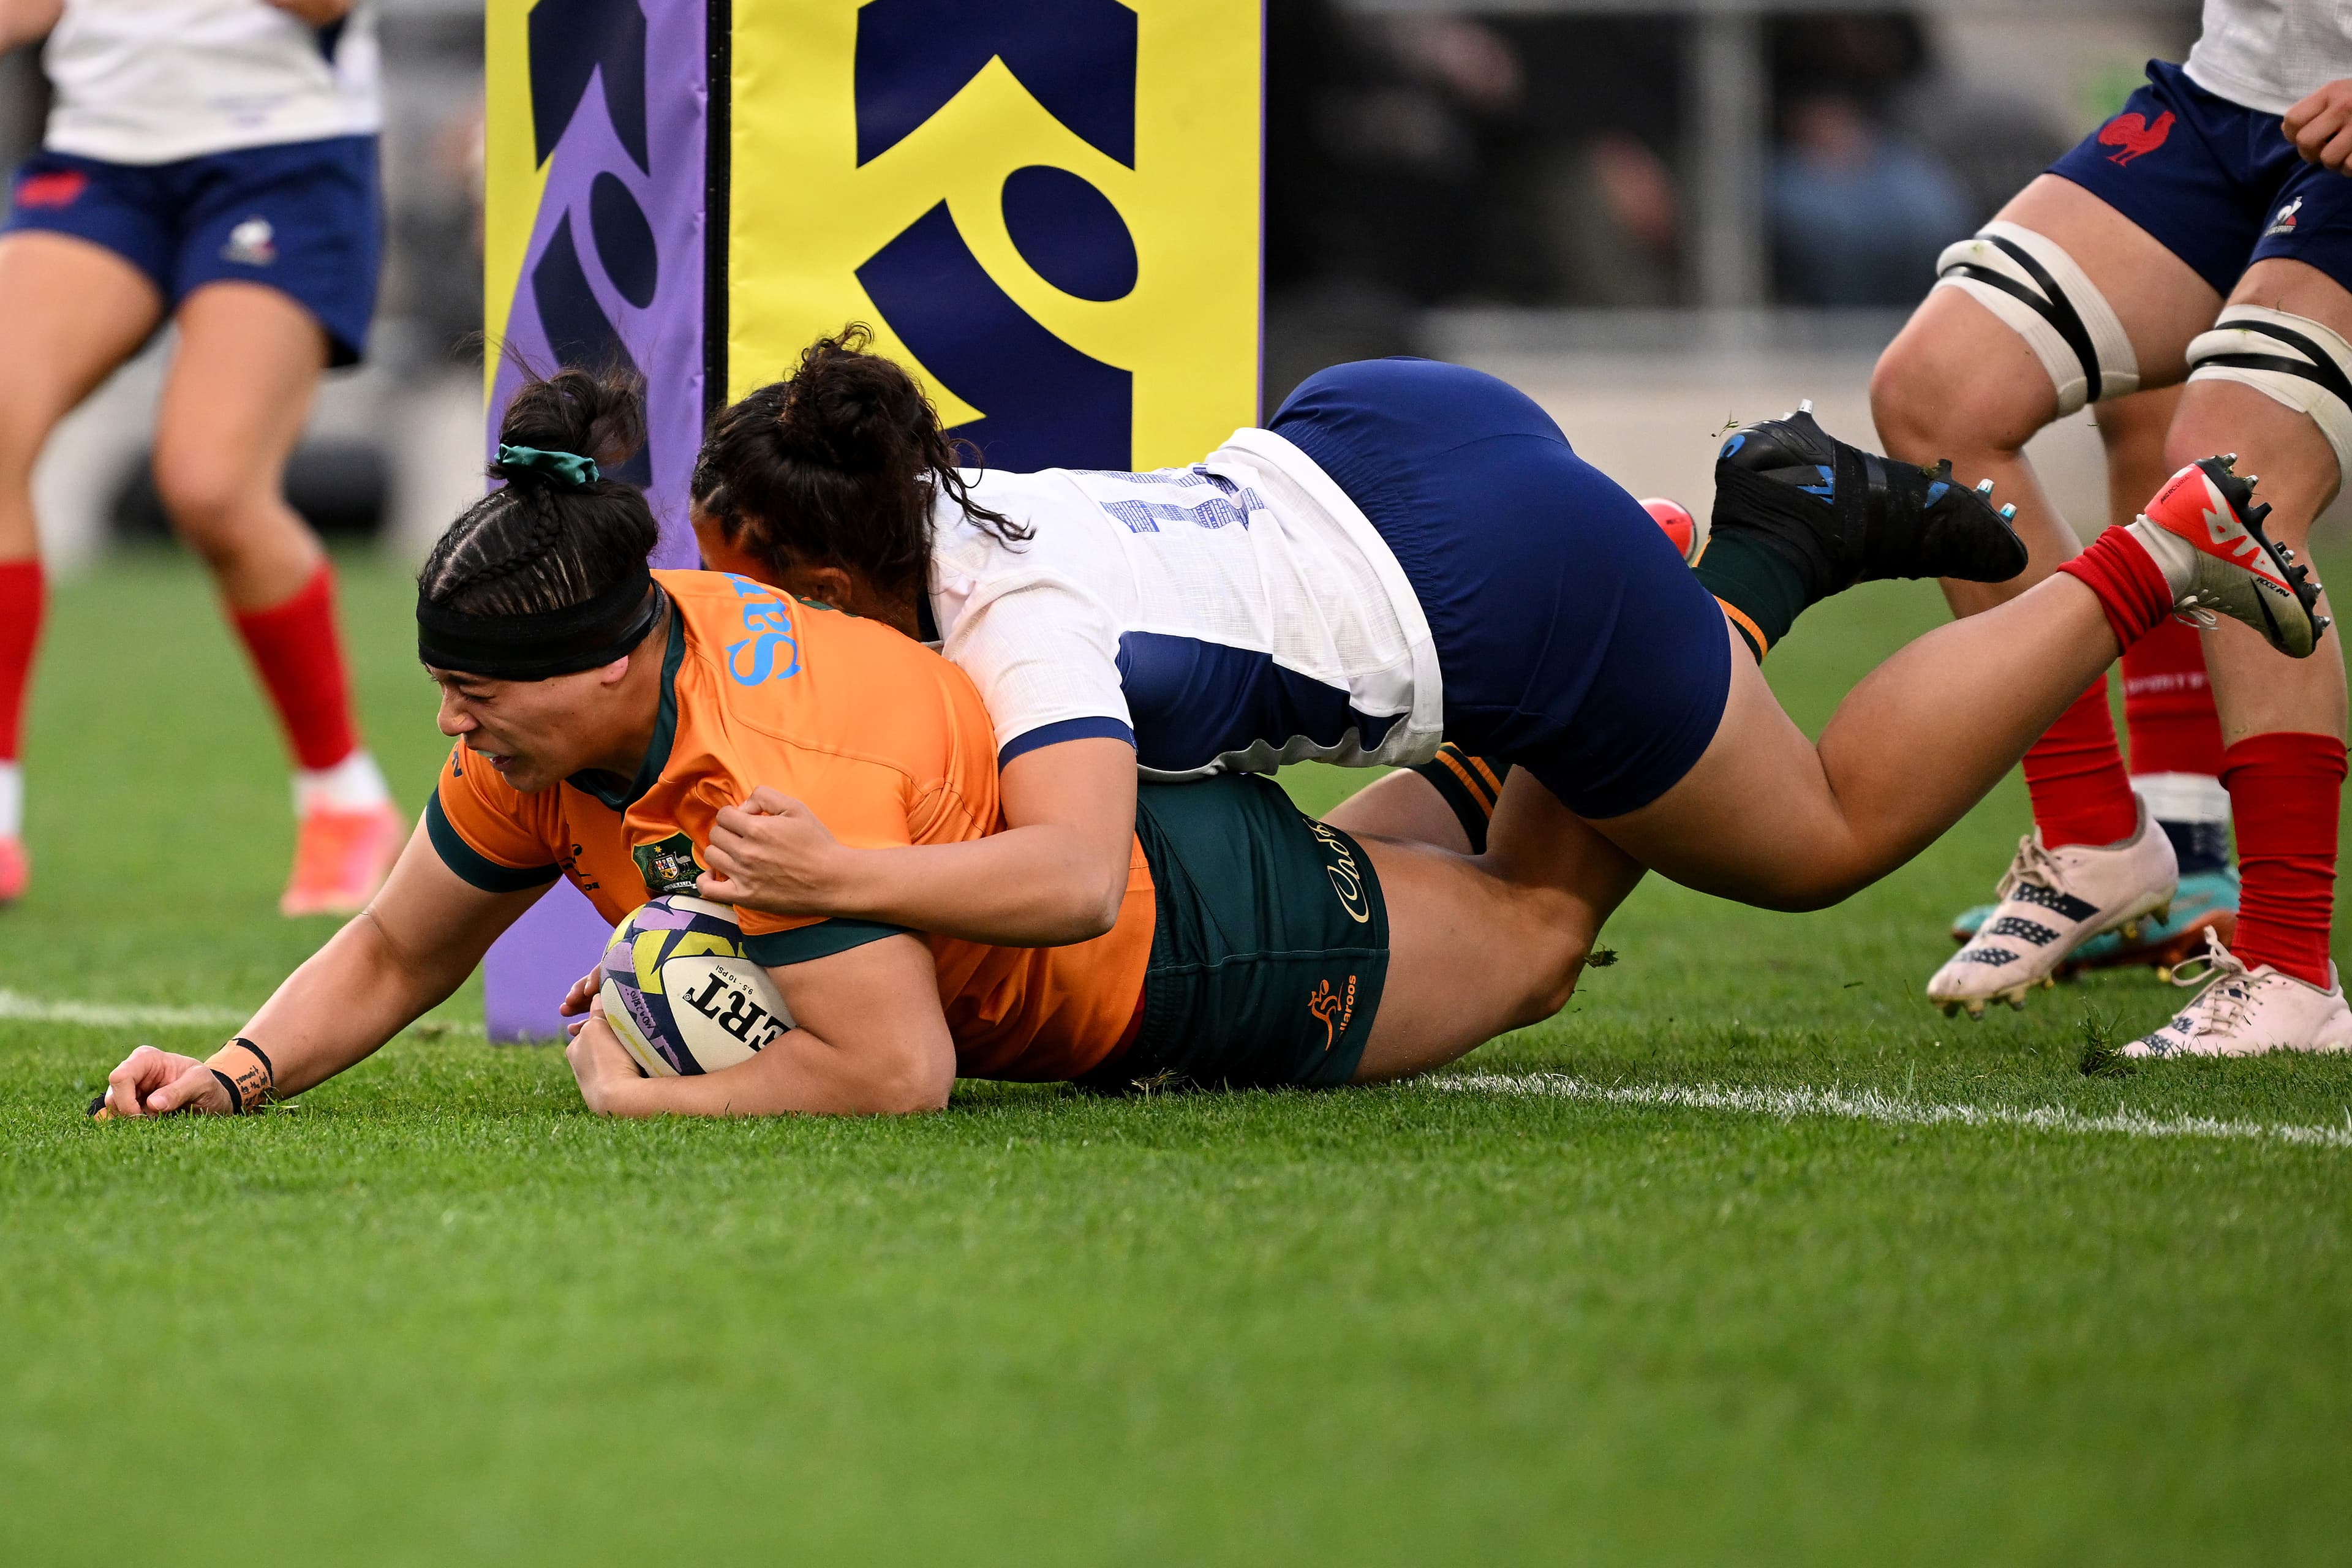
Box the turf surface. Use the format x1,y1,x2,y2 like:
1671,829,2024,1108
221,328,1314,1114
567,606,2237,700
3,551,2348,1564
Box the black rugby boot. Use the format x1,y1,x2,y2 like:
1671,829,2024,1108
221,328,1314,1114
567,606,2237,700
1711,402,2029,600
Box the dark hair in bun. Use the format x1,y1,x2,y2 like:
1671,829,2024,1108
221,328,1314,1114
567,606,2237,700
420,365,660,617
689,324,1025,601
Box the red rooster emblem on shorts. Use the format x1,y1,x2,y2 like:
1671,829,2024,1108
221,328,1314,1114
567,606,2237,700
2100,110,2175,166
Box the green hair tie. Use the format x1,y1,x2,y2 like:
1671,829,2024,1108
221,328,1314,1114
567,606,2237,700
497,443,600,486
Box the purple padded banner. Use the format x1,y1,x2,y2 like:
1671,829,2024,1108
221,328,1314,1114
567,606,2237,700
482,0,709,1041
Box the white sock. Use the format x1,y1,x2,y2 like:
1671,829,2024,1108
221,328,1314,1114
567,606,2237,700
293,750,392,817
0,761,18,839
2131,771,2230,827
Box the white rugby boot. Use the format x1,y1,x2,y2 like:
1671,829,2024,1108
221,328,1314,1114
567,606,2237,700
1928,802,2179,1018
2128,456,2328,657
2121,931,2352,1058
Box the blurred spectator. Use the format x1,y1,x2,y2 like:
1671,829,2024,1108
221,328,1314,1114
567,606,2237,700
1261,0,1687,401
1766,13,1976,306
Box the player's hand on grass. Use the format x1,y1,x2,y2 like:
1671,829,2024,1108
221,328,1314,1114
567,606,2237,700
2285,80,2352,173
701,787,848,916
564,996,638,1114
97,1044,232,1118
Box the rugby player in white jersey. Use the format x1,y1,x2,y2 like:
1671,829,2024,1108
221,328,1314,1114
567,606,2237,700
0,0,399,914
1872,2,2352,1054
677,331,2322,1040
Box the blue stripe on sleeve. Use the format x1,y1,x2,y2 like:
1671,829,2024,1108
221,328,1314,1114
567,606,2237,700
998,716,1137,768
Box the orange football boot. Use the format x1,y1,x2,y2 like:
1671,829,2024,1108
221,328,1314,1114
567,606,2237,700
280,802,402,917
0,837,24,905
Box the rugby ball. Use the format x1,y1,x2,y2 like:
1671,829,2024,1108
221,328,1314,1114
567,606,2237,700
1640,496,1708,566
597,895,793,1077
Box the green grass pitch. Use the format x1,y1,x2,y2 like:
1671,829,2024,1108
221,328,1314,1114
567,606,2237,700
3,549,2349,1564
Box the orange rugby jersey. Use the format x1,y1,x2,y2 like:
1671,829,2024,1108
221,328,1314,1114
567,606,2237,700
427,570,1155,1080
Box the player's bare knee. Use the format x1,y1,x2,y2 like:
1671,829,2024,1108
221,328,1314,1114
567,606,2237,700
151,449,244,534
1871,334,2048,463
1502,894,1596,1025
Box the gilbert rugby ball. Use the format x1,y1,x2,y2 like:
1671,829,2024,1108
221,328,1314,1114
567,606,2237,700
597,895,792,1076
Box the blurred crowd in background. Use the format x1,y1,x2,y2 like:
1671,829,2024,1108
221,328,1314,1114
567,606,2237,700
0,1,2197,549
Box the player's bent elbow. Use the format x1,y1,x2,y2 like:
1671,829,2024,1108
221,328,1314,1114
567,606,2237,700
864,1058,954,1115
1874,335,2052,460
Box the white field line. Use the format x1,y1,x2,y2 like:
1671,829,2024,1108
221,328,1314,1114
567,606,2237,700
0,990,480,1036
1419,1071,2352,1151
0,990,249,1030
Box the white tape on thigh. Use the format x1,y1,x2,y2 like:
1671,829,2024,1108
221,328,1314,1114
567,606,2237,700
1933,221,2142,417
2187,304,2352,485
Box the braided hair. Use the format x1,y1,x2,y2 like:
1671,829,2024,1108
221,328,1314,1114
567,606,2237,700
690,325,1027,601
421,366,660,618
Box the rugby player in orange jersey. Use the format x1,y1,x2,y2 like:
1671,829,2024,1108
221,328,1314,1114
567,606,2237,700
95,369,1630,1120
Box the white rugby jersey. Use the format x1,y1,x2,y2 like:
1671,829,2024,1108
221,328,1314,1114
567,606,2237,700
2186,0,2352,116
929,427,1445,782
43,0,380,165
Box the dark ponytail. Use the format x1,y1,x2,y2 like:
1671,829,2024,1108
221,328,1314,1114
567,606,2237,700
689,324,1026,600
421,365,659,618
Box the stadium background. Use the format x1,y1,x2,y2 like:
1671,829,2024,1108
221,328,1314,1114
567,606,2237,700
6,0,2298,576
7,3,2351,1563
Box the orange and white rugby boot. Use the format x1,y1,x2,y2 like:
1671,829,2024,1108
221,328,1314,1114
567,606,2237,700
2127,455,2326,657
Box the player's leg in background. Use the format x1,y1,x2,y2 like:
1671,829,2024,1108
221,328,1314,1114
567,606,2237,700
151,280,397,916
2105,386,2240,964
2128,256,2352,1055
1869,176,2224,1005
1582,448,2324,953
0,231,164,902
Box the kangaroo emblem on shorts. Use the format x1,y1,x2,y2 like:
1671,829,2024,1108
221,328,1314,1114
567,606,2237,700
1308,975,1357,1049
2098,110,2174,166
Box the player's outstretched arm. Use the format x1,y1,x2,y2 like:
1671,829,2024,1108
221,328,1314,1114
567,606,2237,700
99,821,549,1117
701,738,1140,948
565,933,956,1116
2285,80,2352,174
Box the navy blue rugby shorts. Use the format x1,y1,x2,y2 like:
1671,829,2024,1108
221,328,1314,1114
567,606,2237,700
3,135,382,366
1271,357,1732,820
2049,60,2352,297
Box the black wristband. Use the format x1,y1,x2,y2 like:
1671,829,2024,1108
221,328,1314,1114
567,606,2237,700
209,1068,247,1115
228,1036,274,1084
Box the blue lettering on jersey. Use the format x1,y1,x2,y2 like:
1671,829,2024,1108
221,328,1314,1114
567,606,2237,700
722,574,802,685
1083,467,1265,533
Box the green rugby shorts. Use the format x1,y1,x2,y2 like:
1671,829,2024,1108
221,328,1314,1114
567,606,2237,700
1081,775,1390,1092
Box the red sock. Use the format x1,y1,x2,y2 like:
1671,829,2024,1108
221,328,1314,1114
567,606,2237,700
2121,615,2223,777
229,562,360,772
0,559,43,763
2220,732,2345,988
2056,527,2176,652
2022,676,2138,847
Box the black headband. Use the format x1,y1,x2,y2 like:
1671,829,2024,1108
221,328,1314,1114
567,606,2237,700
417,568,663,680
